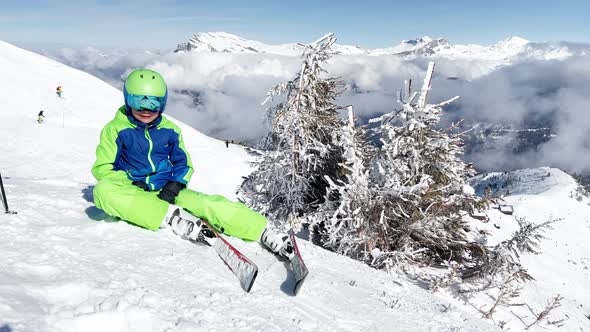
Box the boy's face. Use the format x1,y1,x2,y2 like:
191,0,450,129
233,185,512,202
131,108,160,124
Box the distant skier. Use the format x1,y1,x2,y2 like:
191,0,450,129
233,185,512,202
56,86,63,98
225,140,229,148
37,110,45,123
91,69,293,258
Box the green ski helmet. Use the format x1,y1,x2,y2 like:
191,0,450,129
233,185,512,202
124,69,168,113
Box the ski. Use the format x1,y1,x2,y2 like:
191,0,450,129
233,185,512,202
198,219,258,293
287,229,308,295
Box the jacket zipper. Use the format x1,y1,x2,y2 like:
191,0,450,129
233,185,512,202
144,126,156,190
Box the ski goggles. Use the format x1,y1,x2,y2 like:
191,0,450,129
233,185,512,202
126,94,166,112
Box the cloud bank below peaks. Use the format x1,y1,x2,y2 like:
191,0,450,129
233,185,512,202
33,35,590,174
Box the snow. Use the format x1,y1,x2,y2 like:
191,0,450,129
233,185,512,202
176,32,306,56
0,40,497,331
468,167,590,329
174,32,589,63
2,37,589,331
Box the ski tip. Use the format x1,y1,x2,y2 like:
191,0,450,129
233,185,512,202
293,275,307,295
244,269,258,293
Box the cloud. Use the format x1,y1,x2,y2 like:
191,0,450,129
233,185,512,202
444,57,590,173
39,46,590,174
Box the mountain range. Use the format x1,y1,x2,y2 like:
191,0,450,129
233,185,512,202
175,32,589,61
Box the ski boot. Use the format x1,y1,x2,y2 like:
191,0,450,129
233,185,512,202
163,207,216,245
259,225,294,260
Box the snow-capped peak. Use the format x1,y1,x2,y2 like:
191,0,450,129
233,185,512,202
495,36,530,51
400,36,433,45
368,36,449,56
175,32,304,55
176,32,257,53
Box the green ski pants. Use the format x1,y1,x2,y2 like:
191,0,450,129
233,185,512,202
93,178,267,241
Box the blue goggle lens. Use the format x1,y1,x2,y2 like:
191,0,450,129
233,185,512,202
126,94,166,112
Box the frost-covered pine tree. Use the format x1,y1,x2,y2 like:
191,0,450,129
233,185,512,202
364,62,487,270
311,106,376,257
241,33,345,228
312,62,488,276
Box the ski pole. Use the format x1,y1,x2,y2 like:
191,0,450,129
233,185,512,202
0,172,17,214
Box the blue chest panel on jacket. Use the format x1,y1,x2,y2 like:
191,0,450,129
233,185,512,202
114,125,179,188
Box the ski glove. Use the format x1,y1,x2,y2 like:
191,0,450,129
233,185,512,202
132,180,149,191
157,181,186,204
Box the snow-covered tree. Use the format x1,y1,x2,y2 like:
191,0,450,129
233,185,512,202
241,33,346,228
310,106,375,256
311,62,490,277
365,63,488,270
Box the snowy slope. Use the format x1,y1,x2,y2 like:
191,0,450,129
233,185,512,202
467,168,590,330
0,40,498,331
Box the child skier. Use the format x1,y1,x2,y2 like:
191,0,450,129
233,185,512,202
56,86,63,98
92,69,292,258
37,110,45,123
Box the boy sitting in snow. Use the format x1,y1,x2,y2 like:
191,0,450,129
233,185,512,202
91,69,292,258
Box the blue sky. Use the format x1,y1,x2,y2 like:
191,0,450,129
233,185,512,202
1,0,589,50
